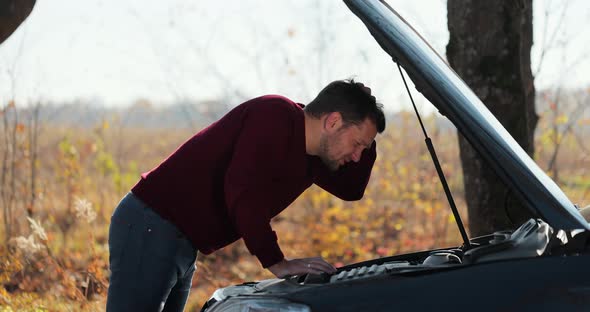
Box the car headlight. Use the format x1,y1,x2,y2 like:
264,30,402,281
206,297,310,312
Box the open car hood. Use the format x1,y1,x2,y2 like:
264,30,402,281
344,0,589,230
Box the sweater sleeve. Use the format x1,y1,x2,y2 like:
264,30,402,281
224,101,291,268
312,141,377,201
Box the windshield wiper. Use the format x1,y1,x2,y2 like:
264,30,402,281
396,62,472,250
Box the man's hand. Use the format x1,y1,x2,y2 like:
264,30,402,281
355,82,372,95
267,257,337,278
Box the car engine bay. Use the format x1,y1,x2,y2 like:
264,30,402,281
287,218,587,286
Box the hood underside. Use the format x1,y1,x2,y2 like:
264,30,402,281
343,0,589,230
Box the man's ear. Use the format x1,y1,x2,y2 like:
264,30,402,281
323,112,342,133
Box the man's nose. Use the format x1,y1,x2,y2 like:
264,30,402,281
351,149,362,162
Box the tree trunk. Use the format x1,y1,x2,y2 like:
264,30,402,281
0,0,36,44
446,0,538,236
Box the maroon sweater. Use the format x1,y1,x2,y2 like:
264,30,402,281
131,95,377,268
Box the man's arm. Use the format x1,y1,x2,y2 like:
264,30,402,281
312,141,377,201
225,98,338,276
224,101,290,269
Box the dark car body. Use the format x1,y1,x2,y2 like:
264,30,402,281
201,1,590,311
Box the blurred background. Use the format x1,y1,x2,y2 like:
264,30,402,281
0,0,589,310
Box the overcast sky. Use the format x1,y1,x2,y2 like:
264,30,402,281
0,0,588,111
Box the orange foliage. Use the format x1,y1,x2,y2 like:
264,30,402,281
0,110,587,311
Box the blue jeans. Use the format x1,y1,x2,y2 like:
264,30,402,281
106,193,198,312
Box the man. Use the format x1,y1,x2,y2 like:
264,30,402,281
106,78,386,311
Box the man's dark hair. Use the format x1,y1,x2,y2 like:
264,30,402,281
304,79,386,133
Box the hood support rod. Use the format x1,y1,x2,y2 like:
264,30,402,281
396,62,471,249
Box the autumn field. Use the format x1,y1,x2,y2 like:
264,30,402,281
0,99,589,311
